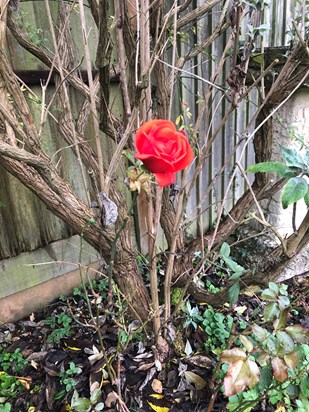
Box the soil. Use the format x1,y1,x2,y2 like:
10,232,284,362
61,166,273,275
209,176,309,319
0,274,307,412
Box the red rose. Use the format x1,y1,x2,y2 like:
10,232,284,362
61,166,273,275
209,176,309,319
134,119,194,187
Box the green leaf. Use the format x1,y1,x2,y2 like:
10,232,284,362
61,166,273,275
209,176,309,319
261,288,277,301
264,302,280,322
282,165,303,178
220,242,230,257
304,189,309,207
268,282,279,294
252,325,269,341
285,325,309,344
71,397,92,411
276,331,295,354
229,271,243,281
258,367,273,392
251,53,264,64
278,295,290,310
280,145,305,167
273,309,287,330
122,149,136,164
228,281,240,306
300,376,309,397
222,256,245,277
246,161,289,176
282,177,308,209
90,388,101,404
266,336,277,353
304,149,309,167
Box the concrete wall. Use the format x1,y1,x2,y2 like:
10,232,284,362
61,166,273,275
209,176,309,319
262,89,309,236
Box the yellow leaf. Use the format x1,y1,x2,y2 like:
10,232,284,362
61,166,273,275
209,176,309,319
149,394,164,400
146,401,169,412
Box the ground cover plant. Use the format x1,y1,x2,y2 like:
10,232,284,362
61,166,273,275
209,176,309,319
0,272,308,411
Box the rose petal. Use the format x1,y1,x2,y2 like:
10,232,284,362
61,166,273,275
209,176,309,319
172,136,194,171
154,172,176,187
135,120,194,181
134,153,174,173
135,120,176,155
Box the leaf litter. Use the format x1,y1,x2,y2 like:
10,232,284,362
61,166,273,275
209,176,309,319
0,276,307,411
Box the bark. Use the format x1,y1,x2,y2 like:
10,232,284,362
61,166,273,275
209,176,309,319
0,152,150,320
0,13,150,321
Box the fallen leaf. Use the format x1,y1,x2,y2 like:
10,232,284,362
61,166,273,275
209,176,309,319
184,355,213,369
152,378,163,394
105,391,118,408
184,371,207,390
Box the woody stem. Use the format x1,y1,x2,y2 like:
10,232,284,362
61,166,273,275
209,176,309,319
148,185,163,339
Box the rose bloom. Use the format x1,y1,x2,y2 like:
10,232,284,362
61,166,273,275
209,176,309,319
134,119,194,187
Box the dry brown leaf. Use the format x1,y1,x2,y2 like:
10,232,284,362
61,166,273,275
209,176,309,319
184,371,207,390
151,378,163,394
185,355,213,369
136,362,155,372
105,391,118,408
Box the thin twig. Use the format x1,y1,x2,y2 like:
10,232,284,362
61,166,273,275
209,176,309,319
78,0,105,192
208,68,309,253
236,161,266,221
44,0,91,204
115,0,132,123
163,170,188,329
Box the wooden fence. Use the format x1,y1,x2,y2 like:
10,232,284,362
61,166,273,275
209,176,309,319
0,0,306,321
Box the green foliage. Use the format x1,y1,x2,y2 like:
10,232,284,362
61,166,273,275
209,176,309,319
183,302,233,354
59,362,79,393
202,307,233,354
14,11,48,47
45,311,72,344
247,143,309,209
205,280,221,293
73,279,108,300
219,282,309,411
0,403,11,412
54,362,80,400
247,23,270,39
171,287,183,306
0,373,24,399
282,177,308,209
183,300,202,330
71,388,104,411
0,347,28,374
219,242,245,305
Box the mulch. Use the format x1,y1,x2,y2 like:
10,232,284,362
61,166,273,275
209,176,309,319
0,275,307,412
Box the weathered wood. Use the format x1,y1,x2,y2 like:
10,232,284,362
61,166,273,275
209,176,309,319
0,260,102,324
0,235,100,299
13,69,118,84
